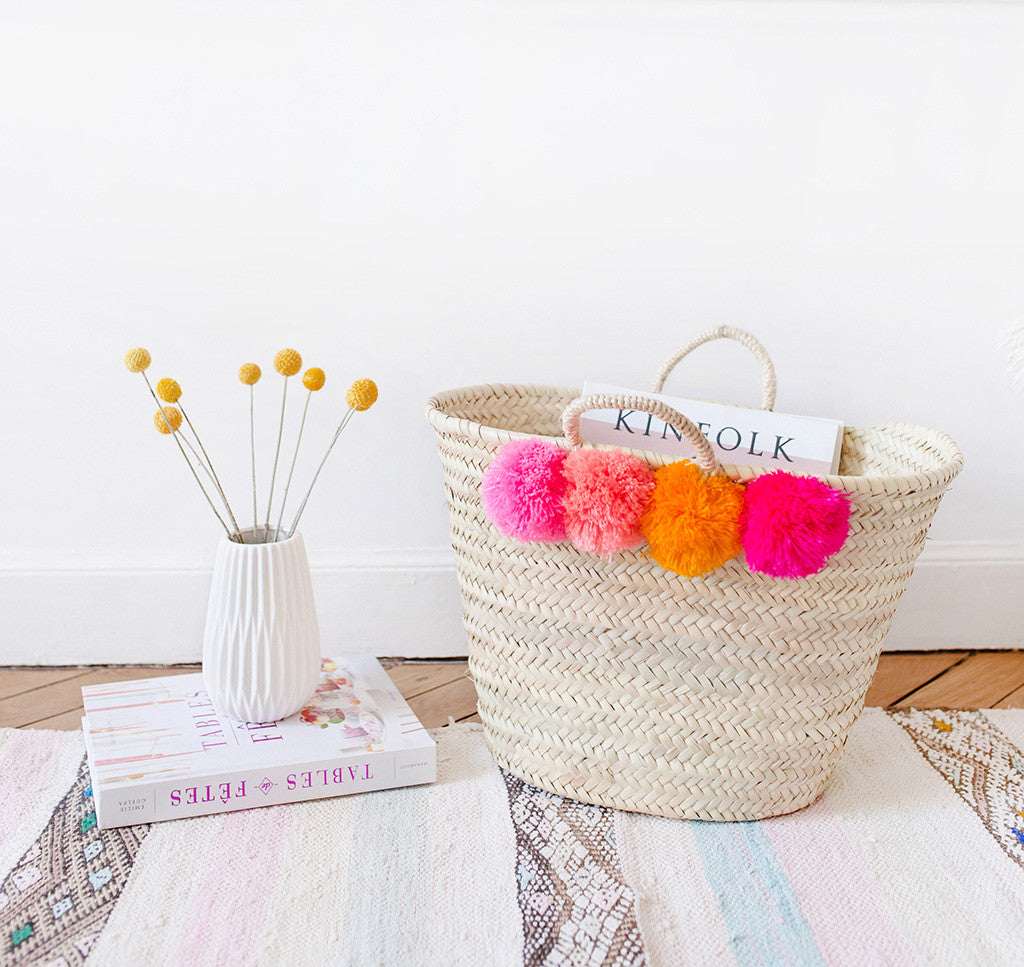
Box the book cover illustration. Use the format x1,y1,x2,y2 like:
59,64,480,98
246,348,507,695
82,654,435,826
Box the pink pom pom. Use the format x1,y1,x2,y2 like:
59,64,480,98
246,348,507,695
562,449,655,557
742,471,851,578
481,439,568,542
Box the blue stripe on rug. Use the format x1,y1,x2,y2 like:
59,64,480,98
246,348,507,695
691,819,826,967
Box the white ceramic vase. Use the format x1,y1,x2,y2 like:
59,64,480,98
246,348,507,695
202,530,321,724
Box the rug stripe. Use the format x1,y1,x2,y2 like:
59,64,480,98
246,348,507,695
253,795,359,964
0,755,149,965
823,708,1024,966
81,810,226,962
614,811,735,967
889,709,1024,871
761,798,916,966
501,770,647,967
174,805,295,966
690,820,826,967
339,724,521,967
0,730,78,874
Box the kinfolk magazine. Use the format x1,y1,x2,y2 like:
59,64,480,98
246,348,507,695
82,655,436,828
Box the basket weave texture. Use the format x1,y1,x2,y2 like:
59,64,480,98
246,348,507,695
425,379,963,821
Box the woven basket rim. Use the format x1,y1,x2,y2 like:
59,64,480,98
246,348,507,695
425,382,964,494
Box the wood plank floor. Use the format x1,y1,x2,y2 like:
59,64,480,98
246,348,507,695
1,651,1022,731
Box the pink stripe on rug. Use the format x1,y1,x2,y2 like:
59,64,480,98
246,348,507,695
175,805,294,967
0,731,66,849
762,798,917,967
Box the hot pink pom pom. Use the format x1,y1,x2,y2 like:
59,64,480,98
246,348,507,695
481,439,568,542
742,471,851,578
562,449,655,557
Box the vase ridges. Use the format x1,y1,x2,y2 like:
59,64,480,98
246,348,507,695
202,532,320,724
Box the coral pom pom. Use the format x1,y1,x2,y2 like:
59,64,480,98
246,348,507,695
742,471,851,578
638,461,745,577
154,406,182,434
562,449,654,557
156,377,181,402
481,439,568,542
124,347,151,373
346,378,378,411
238,362,261,385
303,367,326,392
274,348,303,377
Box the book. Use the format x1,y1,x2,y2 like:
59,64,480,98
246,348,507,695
579,380,845,476
81,655,436,828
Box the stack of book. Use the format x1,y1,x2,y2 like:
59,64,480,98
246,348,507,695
81,654,436,828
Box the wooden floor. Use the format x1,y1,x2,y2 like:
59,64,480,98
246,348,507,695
1,651,1024,731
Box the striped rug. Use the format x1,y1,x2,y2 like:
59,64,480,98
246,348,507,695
2,708,1024,966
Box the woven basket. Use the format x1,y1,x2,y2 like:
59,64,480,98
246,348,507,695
425,327,963,821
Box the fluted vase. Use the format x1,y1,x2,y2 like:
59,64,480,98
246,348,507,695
202,529,321,724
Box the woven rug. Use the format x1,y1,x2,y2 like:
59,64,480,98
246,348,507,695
2,709,1024,967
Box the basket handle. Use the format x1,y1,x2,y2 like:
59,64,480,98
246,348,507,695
651,325,777,410
561,393,722,475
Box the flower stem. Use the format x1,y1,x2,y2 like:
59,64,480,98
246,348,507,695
274,389,312,541
286,406,354,538
141,372,233,538
263,376,288,542
180,404,242,540
250,384,258,542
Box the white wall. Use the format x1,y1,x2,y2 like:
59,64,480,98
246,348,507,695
1,0,1023,663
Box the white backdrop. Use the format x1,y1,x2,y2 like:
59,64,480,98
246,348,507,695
1,0,1023,662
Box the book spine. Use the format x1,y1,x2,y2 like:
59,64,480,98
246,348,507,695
94,744,437,829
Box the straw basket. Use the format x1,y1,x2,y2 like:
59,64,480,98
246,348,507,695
425,327,963,821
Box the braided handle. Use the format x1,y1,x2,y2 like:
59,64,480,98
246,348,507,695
651,325,777,410
561,393,721,475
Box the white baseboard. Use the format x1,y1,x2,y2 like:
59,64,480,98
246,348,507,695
0,542,1020,665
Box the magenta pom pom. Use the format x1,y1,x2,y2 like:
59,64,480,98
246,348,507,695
742,471,851,578
562,449,655,557
481,439,568,542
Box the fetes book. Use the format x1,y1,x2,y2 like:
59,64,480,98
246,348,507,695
81,655,436,829
580,381,844,476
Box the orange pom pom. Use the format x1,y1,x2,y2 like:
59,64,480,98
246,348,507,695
637,461,745,577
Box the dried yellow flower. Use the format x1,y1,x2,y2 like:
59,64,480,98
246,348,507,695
124,347,151,373
346,378,378,412
154,406,183,434
274,348,302,377
157,378,182,403
302,367,326,392
238,362,262,385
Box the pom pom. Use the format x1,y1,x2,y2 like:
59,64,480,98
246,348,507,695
638,461,745,577
481,439,568,542
346,378,378,411
742,471,851,578
156,377,181,403
274,348,302,377
562,449,654,556
124,347,151,373
303,367,326,392
238,362,261,385
154,406,182,434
